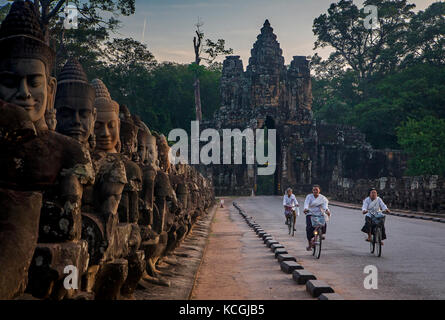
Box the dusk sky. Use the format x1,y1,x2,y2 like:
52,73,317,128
117,0,437,66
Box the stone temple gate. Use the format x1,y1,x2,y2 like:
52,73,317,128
199,20,444,213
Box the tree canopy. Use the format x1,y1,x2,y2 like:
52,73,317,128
312,0,445,175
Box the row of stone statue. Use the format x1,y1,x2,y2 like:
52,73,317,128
0,1,214,300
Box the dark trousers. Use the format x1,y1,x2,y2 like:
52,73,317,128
361,216,387,240
306,214,327,241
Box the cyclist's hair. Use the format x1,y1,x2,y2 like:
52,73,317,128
368,188,377,195
312,184,321,190
286,187,292,193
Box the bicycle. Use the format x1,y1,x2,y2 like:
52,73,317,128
285,208,297,236
369,213,385,257
286,206,300,237
310,213,328,259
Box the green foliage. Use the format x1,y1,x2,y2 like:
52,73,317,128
397,117,445,176
312,0,415,81
203,38,233,64
47,0,135,33
0,3,11,22
312,1,445,176
90,62,221,135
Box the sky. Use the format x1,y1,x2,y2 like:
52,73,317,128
116,0,438,66
0,0,437,66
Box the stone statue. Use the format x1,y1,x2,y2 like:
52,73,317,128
55,58,96,147
0,1,94,299
118,106,142,223
88,79,144,299
0,2,215,300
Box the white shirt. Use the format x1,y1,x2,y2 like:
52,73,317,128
283,194,298,208
362,197,388,218
304,194,329,216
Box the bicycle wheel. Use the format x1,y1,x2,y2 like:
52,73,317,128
287,216,291,235
375,227,382,257
312,233,316,256
314,233,322,259
370,230,375,254
291,213,296,237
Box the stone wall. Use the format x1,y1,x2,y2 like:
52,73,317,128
329,175,445,214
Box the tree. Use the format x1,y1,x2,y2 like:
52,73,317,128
397,116,445,176
102,38,157,71
192,19,232,121
29,0,135,44
403,1,445,66
312,1,445,155
312,0,415,89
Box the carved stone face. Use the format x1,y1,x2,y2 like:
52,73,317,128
56,96,96,144
125,132,137,156
120,121,138,157
0,58,56,125
157,136,170,171
147,139,158,168
94,111,120,153
137,134,148,163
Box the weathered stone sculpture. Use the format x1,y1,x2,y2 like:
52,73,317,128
118,106,142,223
116,105,145,297
0,2,215,300
86,79,144,299
82,78,130,299
55,58,96,147
0,1,94,299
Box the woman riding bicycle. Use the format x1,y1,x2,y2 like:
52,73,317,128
283,187,299,230
303,185,330,251
362,188,390,244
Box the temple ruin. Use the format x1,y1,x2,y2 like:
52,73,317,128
200,20,444,213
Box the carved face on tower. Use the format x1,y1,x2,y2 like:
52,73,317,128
0,1,56,130
55,59,96,144
91,79,120,153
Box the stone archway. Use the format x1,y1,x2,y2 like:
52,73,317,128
255,116,282,195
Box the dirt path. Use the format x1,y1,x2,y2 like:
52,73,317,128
191,202,312,300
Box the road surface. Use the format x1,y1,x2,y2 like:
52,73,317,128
191,204,314,300
233,196,445,300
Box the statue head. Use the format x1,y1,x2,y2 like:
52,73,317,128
55,58,96,144
120,115,139,157
155,133,170,172
91,79,120,153
0,1,57,131
147,132,159,169
132,117,148,163
119,104,132,122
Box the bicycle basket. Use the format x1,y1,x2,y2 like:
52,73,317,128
311,215,326,228
370,215,385,226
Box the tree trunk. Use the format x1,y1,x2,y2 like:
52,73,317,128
194,77,202,122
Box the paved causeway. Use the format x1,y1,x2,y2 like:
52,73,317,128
230,196,445,299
